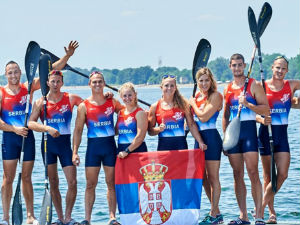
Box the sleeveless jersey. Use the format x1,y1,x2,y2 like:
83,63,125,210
0,84,31,127
117,107,143,144
224,78,257,121
41,92,72,135
193,92,219,131
265,80,292,125
84,98,115,138
155,99,185,137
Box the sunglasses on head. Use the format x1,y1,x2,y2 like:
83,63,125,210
48,70,63,76
275,55,289,65
162,74,176,79
89,71,103,78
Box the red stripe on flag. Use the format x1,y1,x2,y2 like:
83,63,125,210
115,149,205,185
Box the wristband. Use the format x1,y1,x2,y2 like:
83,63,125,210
124,147,131,154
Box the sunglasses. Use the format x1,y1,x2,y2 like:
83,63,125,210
162,74,176,79
48,70,63,76
89,71,103,78
275,55,289,65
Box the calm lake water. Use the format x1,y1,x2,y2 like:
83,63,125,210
0,85,299,224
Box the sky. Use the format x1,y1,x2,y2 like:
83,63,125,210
0,0,299,73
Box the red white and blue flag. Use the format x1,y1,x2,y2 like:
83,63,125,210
115,149,205,225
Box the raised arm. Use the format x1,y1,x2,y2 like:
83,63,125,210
72,102,86,166
52,41,79,70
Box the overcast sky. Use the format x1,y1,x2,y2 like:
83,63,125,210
1,0,299,73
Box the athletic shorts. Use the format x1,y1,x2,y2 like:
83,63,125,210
157,136,188,151
227,120,258,154
258,124,290,155
194,129,222,161
85,136,117,167
2,130,35,161
117,142,148,154
41,134,73,167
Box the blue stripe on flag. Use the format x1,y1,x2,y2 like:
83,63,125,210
116,178,203,214
116,183,139,214
171,179,202,209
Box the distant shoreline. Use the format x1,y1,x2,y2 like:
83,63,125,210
62,82,227,90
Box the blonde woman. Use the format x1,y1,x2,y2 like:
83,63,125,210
116,82,148,158
189,67,223,224
148,74,206,151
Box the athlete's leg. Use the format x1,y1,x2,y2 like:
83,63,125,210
21,160,36,223
228,153,248,221
244,152,263,219
84,167,101,222
262,152,290,213
63,165,77,222
202,169,212,203
1,160,18,222
103,166,116,220
206,160,221,217
48,163,64,222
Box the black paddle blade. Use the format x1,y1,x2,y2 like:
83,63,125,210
192,39,211,83
12,173,23,225
39,54,52,96
248,7,260,50
39,189,52,225
258,2,272,37
223,116,241,151
25,41,41,85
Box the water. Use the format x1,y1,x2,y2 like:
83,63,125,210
0,85,300,224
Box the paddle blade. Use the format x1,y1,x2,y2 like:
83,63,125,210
25,41,41,86
248,7,260,50
192,39,211,83
39,189,52,225
223,117,241,151
12,173,23,225
39,54,52,96
258,2,272,37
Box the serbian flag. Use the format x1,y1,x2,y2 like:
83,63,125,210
115,149,205,225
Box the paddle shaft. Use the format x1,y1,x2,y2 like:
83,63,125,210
257,52,277,193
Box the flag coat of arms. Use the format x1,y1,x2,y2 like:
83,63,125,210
115,149,205,225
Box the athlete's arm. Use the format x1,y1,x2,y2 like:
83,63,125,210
190,92,223,122
72,102,86,166
256,114,271,125
242,80,270,116
118,111,148,158
185,101,207,150
28,98,60,137
222,85,230,132
52,41,79,70
113,98,124,114
148,102,164,136
69,93,83,109
0,90,28,137
290,80,300,109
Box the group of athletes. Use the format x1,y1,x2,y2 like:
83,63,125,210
0,41,300,225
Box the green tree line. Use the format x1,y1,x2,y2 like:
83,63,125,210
1,53,299,86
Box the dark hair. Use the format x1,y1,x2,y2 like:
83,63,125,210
5,60,19,67
230,53,245,64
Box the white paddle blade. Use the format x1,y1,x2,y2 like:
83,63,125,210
223,117,241,151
